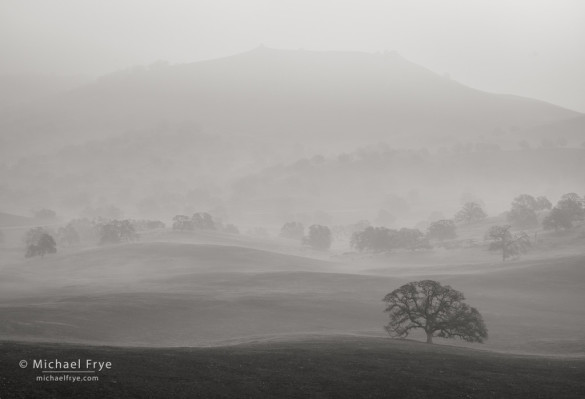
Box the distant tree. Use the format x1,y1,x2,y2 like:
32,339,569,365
535,196,552,211
192,212,216,230
542,208,573,231
454,202,487,224
280,222,305,240
24,227,57,258
511,194,537,210
485,225,531,261
172,215,193,231
351,226,394,252
426,220,457,241
348,220,371,236
302,225,332,250
98,220,139,245
557,193,584,221
542,193,585,231
507,206,538,228
507,194,539,228
383,280,488,344
395,228,431,251
560,192,582,202
57,223,81,246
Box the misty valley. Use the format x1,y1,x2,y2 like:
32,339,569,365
1,47,585,398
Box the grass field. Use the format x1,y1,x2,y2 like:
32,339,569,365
1,234,584,355
1,230,584,397
1,336,584,398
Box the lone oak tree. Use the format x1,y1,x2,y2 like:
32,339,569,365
383,280,487,344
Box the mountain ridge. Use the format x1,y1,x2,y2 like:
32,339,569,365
1,47,580,159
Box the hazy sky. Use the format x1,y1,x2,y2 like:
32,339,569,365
1,0,584,112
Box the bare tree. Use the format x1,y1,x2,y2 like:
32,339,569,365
383,280,487,344
486,225,530,261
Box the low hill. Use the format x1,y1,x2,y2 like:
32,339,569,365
2,337,584,398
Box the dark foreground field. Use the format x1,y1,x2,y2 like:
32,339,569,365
2,336,584,399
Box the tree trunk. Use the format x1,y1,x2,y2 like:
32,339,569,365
426,332,433,344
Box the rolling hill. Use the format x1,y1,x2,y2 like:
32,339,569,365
1,240,584,356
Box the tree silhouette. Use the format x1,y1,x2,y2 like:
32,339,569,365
192,212,216,230
485,225,530,261
302,224,332,250
454,202,487,224
24,227,57,258
383,280,487,344
98,220,139,245
426,219,457,241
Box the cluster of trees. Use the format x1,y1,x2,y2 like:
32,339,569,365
279,222,333,250
302,225,332,250
542,193,584,231
172,212,239,234
506,194,552,228
96,219,139,245
280,202,486,254
276,191,583,261
22,217,167,258
503,192,584,232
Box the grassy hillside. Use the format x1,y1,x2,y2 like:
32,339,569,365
1,239,584,355
2,337,584,398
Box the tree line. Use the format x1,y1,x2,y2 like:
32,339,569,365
279,192,584,261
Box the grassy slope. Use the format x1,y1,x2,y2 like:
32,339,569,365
1,337,584,399
1,237,584,355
